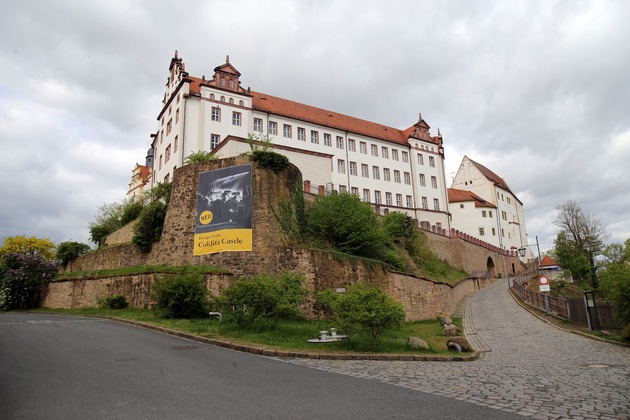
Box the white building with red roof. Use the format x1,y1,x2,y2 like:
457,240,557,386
145,52,451,231
450,156,531,260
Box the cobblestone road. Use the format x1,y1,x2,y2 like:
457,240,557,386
282,279,630,419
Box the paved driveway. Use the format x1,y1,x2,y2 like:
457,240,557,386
284,278,630,420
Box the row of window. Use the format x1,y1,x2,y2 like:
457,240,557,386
211,108,242,127
209,93,245,107
478,227,509,238
337,160,438,188
336,187,441,211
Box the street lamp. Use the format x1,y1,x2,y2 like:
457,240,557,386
518,235,542,270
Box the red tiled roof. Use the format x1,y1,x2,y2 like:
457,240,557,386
540,255,558,267
448,188,496,208
466,157,513,195
185,75,439,146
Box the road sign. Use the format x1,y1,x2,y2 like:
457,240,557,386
539,276,549,285
539,284,550,292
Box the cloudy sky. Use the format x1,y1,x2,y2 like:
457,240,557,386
1,0,628,253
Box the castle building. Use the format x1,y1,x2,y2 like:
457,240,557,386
145,51,451,231
449,156,531,260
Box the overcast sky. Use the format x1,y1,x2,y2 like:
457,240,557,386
1,0,628,254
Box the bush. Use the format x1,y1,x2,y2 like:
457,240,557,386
98,293,128,309
185,151,217,165
318,283,405,342
251,150,290,173
382,212,418,253
383,249,406,271
56,241,91,266
152,274,208,318
120,200,144,225
307,193,385,258
132,201,167,252
216,272,306,326
0,252,58,310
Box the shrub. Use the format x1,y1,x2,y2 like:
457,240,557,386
318,283,405,342
120,200,144,225
251,150,290,173
0,252,58,310
132,201,167,252
185,151,217,165
98,293,128,309
56,241,91,266
0,235,57,260
383,249,406,271
382,212,418,253
216,272,306,326
307,193,385,258
621,324,630,342
152,274,208,318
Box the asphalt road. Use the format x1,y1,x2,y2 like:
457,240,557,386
0,312,519,420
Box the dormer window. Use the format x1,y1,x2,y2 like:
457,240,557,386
229,79,234,89
220,77,225,87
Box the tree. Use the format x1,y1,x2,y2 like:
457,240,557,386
132,201,167,252
553,231,590,283
55,241,91,266
598,239,630,327
307,193,385,258
318,284,405,342
553,201,607,288
89,198,146,247
0,235,56,260
1,252,58,310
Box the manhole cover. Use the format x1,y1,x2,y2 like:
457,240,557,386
173,345,200,350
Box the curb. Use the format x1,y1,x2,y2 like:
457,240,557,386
35,312,481,361
507,289,630,348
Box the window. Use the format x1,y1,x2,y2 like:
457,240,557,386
164,173,169,183
351,187,359,196
479,228,485,236
359,142,367,154
253,118,262,132
502,211,507,220
406,195,412,208
211,107,220,122
381,147,389,159
492,228,496,236
160,130,163,144
392,149,399,161
418,153,424,165
419,174,426,186
460,204,464,209
165,144,171,162
348,139,356,152
283,124,292,138
502,229,505,237
372,166,380,179
175,109,179,124
385,192,392,205
421,196,428,209
489,211,493,218
232,112,241,126
174,135,178,152
404,172,410,185
361,164,369,178
177,94,180,103
269,121,277,135
220,77,225,87
229,98,234,104
482,210,487,217
211,134,220,150
229,79,234,89
169,105,171,115
297,128,305,141
339,185,347,193
159,154,163,170
336,136,344,149
433,199,440,211
429,156,435,167
375,191,381,204
402,151,408,162
349,161,357,176
166,119,172,135
394,170,401,183
337,159,346,174
383,168,391,181
220,96,225,102
363,189,370,202
311,131,319,144
210,93,215,100
431,176,437,189
371,144,378,156
239,100,244,106
396,194,402,207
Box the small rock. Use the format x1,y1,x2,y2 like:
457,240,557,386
408,336,429,350
447,336,471,352
442,323,458,336
440,316,453,326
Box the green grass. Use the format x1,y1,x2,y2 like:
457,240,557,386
55,264,227,280
32,307,467,355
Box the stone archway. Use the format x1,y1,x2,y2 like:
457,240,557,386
487,256,497,278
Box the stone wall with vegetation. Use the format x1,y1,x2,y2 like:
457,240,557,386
50,156,517,320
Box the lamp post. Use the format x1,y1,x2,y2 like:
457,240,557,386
518,235,542,272
519,235,549,315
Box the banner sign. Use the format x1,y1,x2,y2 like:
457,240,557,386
194,165,253,255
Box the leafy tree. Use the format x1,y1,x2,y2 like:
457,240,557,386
145,182,172,206
0,235,56,260
554,201,607,288
152,274,208,318
0,252,58,310
55,241,91,266
553,231,591,283
382,212,419,253
307,193,385,258
598,239,630,327
185,151,217,165
132,201,167,252
318,284,405,342
89,198,145,247
215,272,306,326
